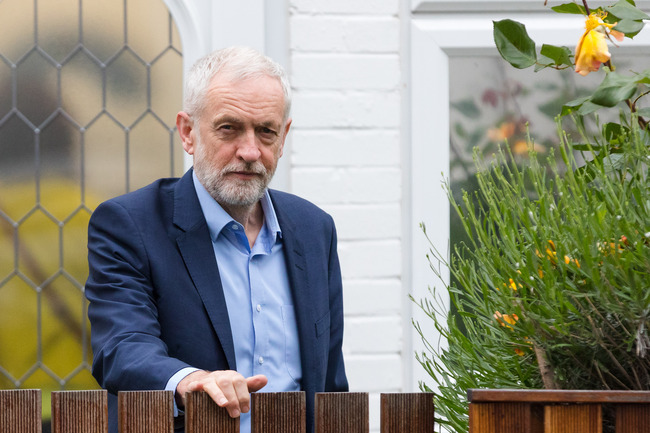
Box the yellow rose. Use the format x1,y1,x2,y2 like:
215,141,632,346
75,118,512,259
575,13,622,76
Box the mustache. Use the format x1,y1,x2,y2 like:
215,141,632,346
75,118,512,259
221,162,267,176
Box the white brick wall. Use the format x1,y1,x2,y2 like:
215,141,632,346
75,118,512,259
288,1,403,430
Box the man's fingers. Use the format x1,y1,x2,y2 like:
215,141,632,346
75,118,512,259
246,374,268,393
177,370,268,418
202,381,230,406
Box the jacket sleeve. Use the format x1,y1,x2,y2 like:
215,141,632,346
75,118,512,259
85,199,190,393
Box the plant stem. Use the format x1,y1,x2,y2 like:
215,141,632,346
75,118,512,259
534,343,559,389
582,0,590,15
626,99,649,130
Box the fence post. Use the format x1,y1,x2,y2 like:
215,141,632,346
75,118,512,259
380,393,435,433
315,392,368,433
51,390,107,433
0,389,41,433
118,390,173,433
251,391,305,433
184,391,238,433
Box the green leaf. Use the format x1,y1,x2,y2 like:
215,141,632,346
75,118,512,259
493,19,537,69
534,56,555,72
452,99,481,119
575,161,597,183
540,44,573,67
636,107,650,117
606,0,650,20
590,72,638,107
637,70,650,84
577,101,604,115
538,96,566,119
560,96,589,116
613,18,645,35
551,3,586,14
603,122,630,145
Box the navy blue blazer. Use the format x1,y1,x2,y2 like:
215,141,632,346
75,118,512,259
85,170,348,433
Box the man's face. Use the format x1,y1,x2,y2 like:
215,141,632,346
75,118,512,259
180,74,291,207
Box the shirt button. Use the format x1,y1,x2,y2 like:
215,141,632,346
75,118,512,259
256,304,262,312
231,224,239,230
258,356,264,365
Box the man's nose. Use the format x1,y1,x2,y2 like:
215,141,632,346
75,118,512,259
236,130,261,162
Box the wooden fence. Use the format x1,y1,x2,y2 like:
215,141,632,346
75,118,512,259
0,390,434,433
7,388,650,432
468,389,650,433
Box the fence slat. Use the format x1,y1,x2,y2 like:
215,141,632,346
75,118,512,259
51,390,107,433
251,392,305,433
544,405,601,433
616,404,650,433
185,391,238,433
315,392,368,433
0,389,41,433
380,393,434,433
468,402,543,433
118,390,173,433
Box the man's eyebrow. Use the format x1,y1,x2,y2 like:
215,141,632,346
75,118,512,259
258,120,281,129
211,116,242,127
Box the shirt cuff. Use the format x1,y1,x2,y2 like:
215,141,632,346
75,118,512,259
165,367,201,416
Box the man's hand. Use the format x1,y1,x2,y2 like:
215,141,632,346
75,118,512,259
176,370,268,418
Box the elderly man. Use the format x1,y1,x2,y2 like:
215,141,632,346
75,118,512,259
85,46,348,433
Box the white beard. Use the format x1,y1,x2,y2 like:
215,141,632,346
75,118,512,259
194,158,273,207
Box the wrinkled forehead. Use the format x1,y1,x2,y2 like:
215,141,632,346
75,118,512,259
207,68,290,121
198,74,286,123
201,72,289,121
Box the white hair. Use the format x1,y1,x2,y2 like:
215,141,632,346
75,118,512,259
183,46,292,121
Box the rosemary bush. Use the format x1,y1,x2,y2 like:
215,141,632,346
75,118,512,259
416,118,650,431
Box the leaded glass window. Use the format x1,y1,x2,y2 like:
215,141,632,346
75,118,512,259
0,0,183,424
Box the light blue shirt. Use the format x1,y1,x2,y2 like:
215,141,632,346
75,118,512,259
166,172,301,433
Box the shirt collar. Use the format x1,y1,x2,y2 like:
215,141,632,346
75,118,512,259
192,170,282,243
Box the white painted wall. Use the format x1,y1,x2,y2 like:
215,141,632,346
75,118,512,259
289,1,404,429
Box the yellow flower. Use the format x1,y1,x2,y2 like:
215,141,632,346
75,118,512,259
512,139,547,156
515,337,534,356
494,311,519,329
575,12,621,76
545,240,558,265
512,139,529,155
564,255,580,268
487,121,516,142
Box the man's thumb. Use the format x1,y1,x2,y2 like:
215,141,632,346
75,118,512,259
246,374,268,392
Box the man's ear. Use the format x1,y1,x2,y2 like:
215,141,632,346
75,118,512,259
176,111,196,155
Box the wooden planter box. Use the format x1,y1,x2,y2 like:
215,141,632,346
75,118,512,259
468,389,650,433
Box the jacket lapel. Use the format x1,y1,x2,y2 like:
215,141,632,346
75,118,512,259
172,171,237,370
270,191,320,392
